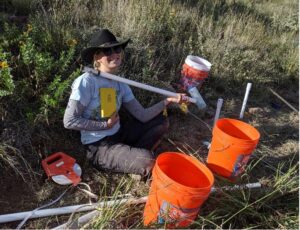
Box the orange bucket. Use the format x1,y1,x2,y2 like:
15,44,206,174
207,118,260,179
143,152,214,228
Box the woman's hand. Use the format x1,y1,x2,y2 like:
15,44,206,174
164,94,190,106
107,112,120,128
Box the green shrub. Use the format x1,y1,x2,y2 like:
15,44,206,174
1,20,80,124
0,48,15,97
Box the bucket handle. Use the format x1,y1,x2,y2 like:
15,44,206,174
213,143,257,152
213,144,231,152
213,135,258,152
153,181,212,198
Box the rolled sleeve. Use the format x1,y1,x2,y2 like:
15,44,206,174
122,84,135,103
70,76,93,106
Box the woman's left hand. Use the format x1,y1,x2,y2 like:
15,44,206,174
165,93,190,105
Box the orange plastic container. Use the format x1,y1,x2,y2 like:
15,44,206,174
207,118,260,179
143,152,214,228
182,63,209,80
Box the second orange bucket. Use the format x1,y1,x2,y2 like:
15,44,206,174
143,152,214,228
207,118,260,179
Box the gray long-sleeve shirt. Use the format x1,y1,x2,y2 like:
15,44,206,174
64,67,169,144
63,98,166,131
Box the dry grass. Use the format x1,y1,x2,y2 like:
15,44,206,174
0,142,35,183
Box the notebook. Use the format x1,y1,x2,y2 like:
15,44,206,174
100,88,117,118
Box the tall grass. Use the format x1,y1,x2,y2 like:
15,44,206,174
196,165,298,229
0,142,34,182
81,176,142,229
27,0,298,99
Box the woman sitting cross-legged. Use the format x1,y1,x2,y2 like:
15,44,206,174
64,29,188,178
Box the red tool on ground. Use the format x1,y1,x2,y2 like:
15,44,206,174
42,152,82,186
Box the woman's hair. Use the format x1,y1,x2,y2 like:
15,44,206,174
93,50,102,69
92,49,125,70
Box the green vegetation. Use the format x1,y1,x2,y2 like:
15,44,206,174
0,0,298,229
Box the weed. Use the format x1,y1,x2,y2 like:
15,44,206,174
0,47,15,97
0,142,34,182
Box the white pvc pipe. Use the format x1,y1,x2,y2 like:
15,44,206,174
213,98,223,127
84,67,210,109
0,198,129,224
211,182,261,192
239,83,252,119
53,196,148,230
54,182,261,229
0,183,261,224
53,210,100,230
187,87,206,109
83,67,196,104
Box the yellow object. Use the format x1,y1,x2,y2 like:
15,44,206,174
67,39,78,47
179,103,188,114
163,108,168,117
100,88,117,118
0,61,8,69
27,24,33,32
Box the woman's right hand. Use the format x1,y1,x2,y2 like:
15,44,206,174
107,112,120,129
165,93,190,106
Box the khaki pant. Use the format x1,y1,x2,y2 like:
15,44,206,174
86,113,169,176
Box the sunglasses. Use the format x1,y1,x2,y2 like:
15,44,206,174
101,46,123,56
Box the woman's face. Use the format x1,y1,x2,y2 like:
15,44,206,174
94,46,123,73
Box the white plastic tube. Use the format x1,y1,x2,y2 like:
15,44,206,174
187,87,206,109
53,196,148,230
239,83,252,119
83,67,197,104
0,198,130,224
211,182,261,192
0,183,261,224
53,210,100,229
83,67,214,110
213,98,223,127
53,182,261,229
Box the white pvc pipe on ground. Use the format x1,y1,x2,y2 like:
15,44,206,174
53,210,100,229
53,196,148,230
0,183,261,224
0,198,129,224
239,83,252,119
211,182,261,192
54,182,262,229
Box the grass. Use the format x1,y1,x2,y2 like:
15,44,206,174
0,0,298,229
0,142,35,183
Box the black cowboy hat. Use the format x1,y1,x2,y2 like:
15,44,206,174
81,29,130,64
